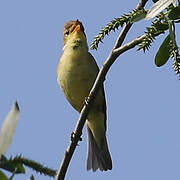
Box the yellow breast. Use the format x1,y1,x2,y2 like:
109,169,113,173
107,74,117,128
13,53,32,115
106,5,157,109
57,45,99,112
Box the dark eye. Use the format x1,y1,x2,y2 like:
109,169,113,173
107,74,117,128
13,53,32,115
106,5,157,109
64,30,69,36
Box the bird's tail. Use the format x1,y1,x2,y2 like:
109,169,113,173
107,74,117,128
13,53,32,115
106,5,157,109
86,126,112,171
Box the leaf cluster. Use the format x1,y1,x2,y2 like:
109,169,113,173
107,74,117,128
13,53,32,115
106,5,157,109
91,4,180,77
0,155,56,180
171,39,180,77
138,13,169,51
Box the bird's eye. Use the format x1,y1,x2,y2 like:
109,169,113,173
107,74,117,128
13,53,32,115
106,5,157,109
64,30,69,36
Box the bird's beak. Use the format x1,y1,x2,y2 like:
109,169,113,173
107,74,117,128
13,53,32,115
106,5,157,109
73,24,81,33
72,20,81,33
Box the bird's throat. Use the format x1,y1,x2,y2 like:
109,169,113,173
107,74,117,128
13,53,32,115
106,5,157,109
72,39,82,49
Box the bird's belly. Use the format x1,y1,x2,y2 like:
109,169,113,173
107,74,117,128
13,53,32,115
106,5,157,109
66,74,92,111
58,61,96,112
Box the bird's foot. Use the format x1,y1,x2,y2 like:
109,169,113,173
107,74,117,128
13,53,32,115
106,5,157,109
71,132,82,144
84,96,90,106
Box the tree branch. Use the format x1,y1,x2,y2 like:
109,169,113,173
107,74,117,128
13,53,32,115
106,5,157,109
56,1,149,180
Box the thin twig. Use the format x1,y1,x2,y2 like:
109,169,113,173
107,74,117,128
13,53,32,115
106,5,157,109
56,1,149,180
114,34,146,56
9,168,17,180
136,0,149,9
114,0,149,49
114,22,133,49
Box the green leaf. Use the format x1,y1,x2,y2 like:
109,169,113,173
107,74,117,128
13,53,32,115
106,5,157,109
0,155,25,174
0,170,8,180
155,34,171,67
168,6,180,20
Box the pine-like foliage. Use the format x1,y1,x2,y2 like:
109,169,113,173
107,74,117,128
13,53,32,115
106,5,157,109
170,41,180,77
9,155,56,177
90,5,180,78
138,13,169,51
173,59,180,77
90,9,145,50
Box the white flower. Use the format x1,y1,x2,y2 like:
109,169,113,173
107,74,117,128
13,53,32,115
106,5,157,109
145,0,179,20
0,102,20,156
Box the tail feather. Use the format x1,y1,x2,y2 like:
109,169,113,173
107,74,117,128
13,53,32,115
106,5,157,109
87,126,112,171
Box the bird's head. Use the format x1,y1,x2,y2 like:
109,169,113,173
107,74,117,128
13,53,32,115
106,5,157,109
63,20,88,50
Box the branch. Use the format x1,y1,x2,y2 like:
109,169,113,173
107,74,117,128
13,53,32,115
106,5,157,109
56,1,149,180
114,0,148,49
136,0,149,9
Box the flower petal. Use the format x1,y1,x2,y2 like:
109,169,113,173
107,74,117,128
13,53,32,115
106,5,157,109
0,102,20,155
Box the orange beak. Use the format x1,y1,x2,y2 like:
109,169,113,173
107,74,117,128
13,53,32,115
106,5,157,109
73,20,81,33
73,24,81,33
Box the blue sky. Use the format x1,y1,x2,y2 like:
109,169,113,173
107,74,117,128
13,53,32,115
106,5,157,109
0,0,180,180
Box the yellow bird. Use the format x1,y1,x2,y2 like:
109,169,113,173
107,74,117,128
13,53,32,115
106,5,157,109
57,20,112,171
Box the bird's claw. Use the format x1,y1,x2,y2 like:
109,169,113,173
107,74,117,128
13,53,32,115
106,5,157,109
71,132,82,144
84,96,90,106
